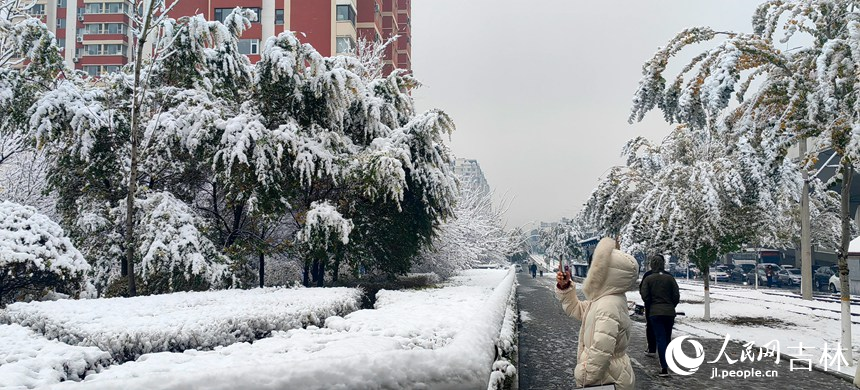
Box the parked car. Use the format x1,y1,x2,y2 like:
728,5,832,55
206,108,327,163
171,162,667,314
829,274,841,293
814,266,839,291
729,268,748,283
746,264,784,287
737,264,756,274
778,269,801,286
709,268,730,282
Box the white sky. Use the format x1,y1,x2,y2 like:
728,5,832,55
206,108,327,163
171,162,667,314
412,1,763,230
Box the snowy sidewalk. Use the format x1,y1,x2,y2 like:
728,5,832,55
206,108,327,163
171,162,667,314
516,272,855,389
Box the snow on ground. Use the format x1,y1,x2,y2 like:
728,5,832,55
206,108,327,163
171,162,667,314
1,287,362,362
0,324,111,390
627,279,860,379
50,268,516,390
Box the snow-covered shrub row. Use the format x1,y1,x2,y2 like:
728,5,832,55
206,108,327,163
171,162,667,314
1,287,362,363
487,273,518,390
51,268,516,389
0,324,110,389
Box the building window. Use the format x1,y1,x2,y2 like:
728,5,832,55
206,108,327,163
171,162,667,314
84,3,102,14
57,18,66,29
83,66,99,76
85,22,126,34
237,39,259,55
83,43,128,56
336,36,355,54
30,3,45,15
83,65,121,77
214,8,228,23
104,2,127,14
336,5,355,26
275,9,284,25
57,0,66,8
85,24,101,34
215,7,260,23
107,23,125,34
57,39,65,51
374,2,380,13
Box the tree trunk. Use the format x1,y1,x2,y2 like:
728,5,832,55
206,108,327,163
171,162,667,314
225,202,245,247
302,260,310,287
703,267,711,321
125,0,158,297
332,257,340,283
311,258,321,286
800,137,813,300
258,251,264,288
838,161,853,365
315,258,326,287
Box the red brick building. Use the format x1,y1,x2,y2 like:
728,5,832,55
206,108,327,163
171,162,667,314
28,0,410,76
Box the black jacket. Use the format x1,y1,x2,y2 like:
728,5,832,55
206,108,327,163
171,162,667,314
640,270,680,317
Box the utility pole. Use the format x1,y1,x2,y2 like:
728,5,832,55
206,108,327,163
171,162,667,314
800,137,813,300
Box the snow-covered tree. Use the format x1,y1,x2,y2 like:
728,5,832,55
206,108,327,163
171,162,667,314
629,0,860,356
540,219,586,263
412,182,515,279
583,123,840,320
0,201,92,306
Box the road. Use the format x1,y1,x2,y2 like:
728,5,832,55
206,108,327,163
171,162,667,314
516,272,856,389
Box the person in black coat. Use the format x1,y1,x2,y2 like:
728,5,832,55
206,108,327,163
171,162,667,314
638,259,657,357
640,255,680,377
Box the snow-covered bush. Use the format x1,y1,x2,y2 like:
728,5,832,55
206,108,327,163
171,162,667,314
0,201,91,306
1,286,362,363
0,324,111,388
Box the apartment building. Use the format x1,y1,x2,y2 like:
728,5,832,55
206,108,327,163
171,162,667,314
26,0,410,76
454,158,491,196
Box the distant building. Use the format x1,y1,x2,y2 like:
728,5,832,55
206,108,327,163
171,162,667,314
454,158,490,195
24,0,411,77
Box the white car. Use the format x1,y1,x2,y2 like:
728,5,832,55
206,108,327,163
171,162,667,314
708,268,730,282
829,274,841,293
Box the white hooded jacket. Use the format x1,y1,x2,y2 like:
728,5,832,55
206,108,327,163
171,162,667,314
555,237,638,390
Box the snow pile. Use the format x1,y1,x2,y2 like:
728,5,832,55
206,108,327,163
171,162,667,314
52,268,516,389
0,324,110,389
627,280,860,379
1,287,362,362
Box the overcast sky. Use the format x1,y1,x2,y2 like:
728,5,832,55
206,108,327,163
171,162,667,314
411,1,764,230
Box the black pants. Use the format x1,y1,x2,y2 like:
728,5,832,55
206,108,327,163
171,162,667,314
766,275,772,287
644,306,656,353
650,315,675,370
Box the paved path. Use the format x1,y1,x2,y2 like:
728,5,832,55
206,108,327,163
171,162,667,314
516,272,855,389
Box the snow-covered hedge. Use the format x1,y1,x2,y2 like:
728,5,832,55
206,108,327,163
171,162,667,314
0,324,110,389
50,268,517,389
488,271,518,390
1,287,362,363
0,201,92,306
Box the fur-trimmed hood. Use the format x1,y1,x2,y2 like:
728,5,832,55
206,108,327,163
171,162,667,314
583,237,638,300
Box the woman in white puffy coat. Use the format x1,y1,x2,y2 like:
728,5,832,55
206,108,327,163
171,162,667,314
555,237,638,390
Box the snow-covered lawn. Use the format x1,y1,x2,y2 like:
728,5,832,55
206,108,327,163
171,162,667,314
628,280,860,379
1,287,362,362
0,324,110,390
51,268,517,390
